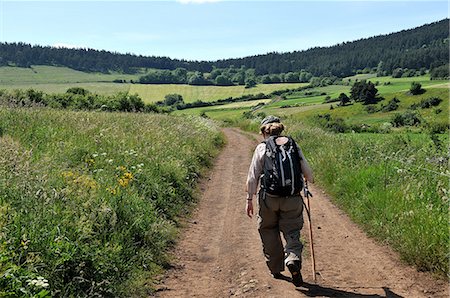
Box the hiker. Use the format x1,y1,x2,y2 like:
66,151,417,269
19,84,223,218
245,115,314,287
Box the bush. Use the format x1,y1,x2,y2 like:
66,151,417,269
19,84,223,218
391,111,421,127
315,114,349,133
381,97,400,112
409,82,425,95
410,97,443,109
365,105,378,114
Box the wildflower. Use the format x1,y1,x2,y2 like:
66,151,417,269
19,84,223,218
27,276,49,288
118,178,129,188
101,152,107,156
123,172,133,180
92,153,99,158
107,159,114,163
107,187,117,195
118,166,126,171
62,171,74,178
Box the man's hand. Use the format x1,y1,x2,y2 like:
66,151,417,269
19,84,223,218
246,199,254,218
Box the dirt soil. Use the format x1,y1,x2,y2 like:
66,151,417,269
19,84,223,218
154,128,448,298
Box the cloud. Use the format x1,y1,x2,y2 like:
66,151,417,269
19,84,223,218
176,0,222,4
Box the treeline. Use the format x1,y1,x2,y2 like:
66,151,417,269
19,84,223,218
0,19,448,77
138,67,313,86
0,87,161,113
215,19,449,76
0,43,212,74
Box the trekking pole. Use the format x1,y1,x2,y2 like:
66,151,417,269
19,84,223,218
303,182,316,283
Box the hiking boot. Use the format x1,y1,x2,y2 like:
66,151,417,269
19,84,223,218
271,272,283,279
286,261,303,287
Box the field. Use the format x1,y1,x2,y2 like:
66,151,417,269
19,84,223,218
129,82,308,103
177,76,448,125
0,108,224,296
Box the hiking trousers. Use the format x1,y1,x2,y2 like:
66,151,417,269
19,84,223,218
257,190,304,274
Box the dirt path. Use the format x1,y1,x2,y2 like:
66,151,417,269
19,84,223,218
155,128,448,298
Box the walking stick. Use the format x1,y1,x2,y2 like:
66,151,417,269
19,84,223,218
303,182,316,283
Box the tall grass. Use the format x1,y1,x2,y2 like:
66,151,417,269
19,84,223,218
294,124,448,276
0,108,224,296
238,118,448,277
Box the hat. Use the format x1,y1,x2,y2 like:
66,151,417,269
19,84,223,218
261,115,280,125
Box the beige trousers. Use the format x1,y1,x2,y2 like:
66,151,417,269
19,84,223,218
257,190,304,274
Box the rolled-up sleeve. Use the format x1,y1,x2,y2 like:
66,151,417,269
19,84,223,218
246,143,266,195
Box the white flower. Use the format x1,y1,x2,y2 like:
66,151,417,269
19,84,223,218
92,153,99,158
27,277,49,288
107,159,114,163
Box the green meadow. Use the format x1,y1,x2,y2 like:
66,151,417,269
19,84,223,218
0,65,142,85
129,82,308,103
0,65,309,103
178,76,448,126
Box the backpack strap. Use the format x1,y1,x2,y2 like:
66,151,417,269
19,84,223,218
262,136,278,154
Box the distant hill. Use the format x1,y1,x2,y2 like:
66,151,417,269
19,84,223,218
0,19,448,77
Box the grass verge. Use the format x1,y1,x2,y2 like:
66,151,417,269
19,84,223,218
0,108,224,296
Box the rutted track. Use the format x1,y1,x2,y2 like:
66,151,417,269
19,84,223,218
155,128,448,298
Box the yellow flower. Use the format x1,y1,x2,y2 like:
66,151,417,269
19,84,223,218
107,187,117,195
118,178,129,188
123,172,133,180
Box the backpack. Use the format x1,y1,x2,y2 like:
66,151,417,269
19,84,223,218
261,136,303,196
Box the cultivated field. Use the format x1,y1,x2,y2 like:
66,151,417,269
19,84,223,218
129,82,308,103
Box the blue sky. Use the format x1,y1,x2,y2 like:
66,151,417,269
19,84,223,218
0,1,448,61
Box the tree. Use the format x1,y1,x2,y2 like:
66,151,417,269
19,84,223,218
284,72,299,83
430,64,449,80
245,78,257,88
215,75,234,86
392,68,403,78
410,82,424,95
338,93,350,106
163,94,184,106
350,80,382,105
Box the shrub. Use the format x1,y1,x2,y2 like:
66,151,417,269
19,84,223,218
365,105,378,114
409,82,425,95
391,111,421,127
410,97,443,109
381,97,400,112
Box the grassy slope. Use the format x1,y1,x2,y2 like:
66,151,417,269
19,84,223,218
178,75,448,124
0,108,224,296
129,82,308,103
0,65,309,103
0,65,138,95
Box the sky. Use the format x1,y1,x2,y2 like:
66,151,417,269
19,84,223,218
0,0,448,61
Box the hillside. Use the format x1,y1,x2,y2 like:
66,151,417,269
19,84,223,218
1,19,448,77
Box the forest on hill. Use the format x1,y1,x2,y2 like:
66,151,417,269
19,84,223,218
0,19,448,78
